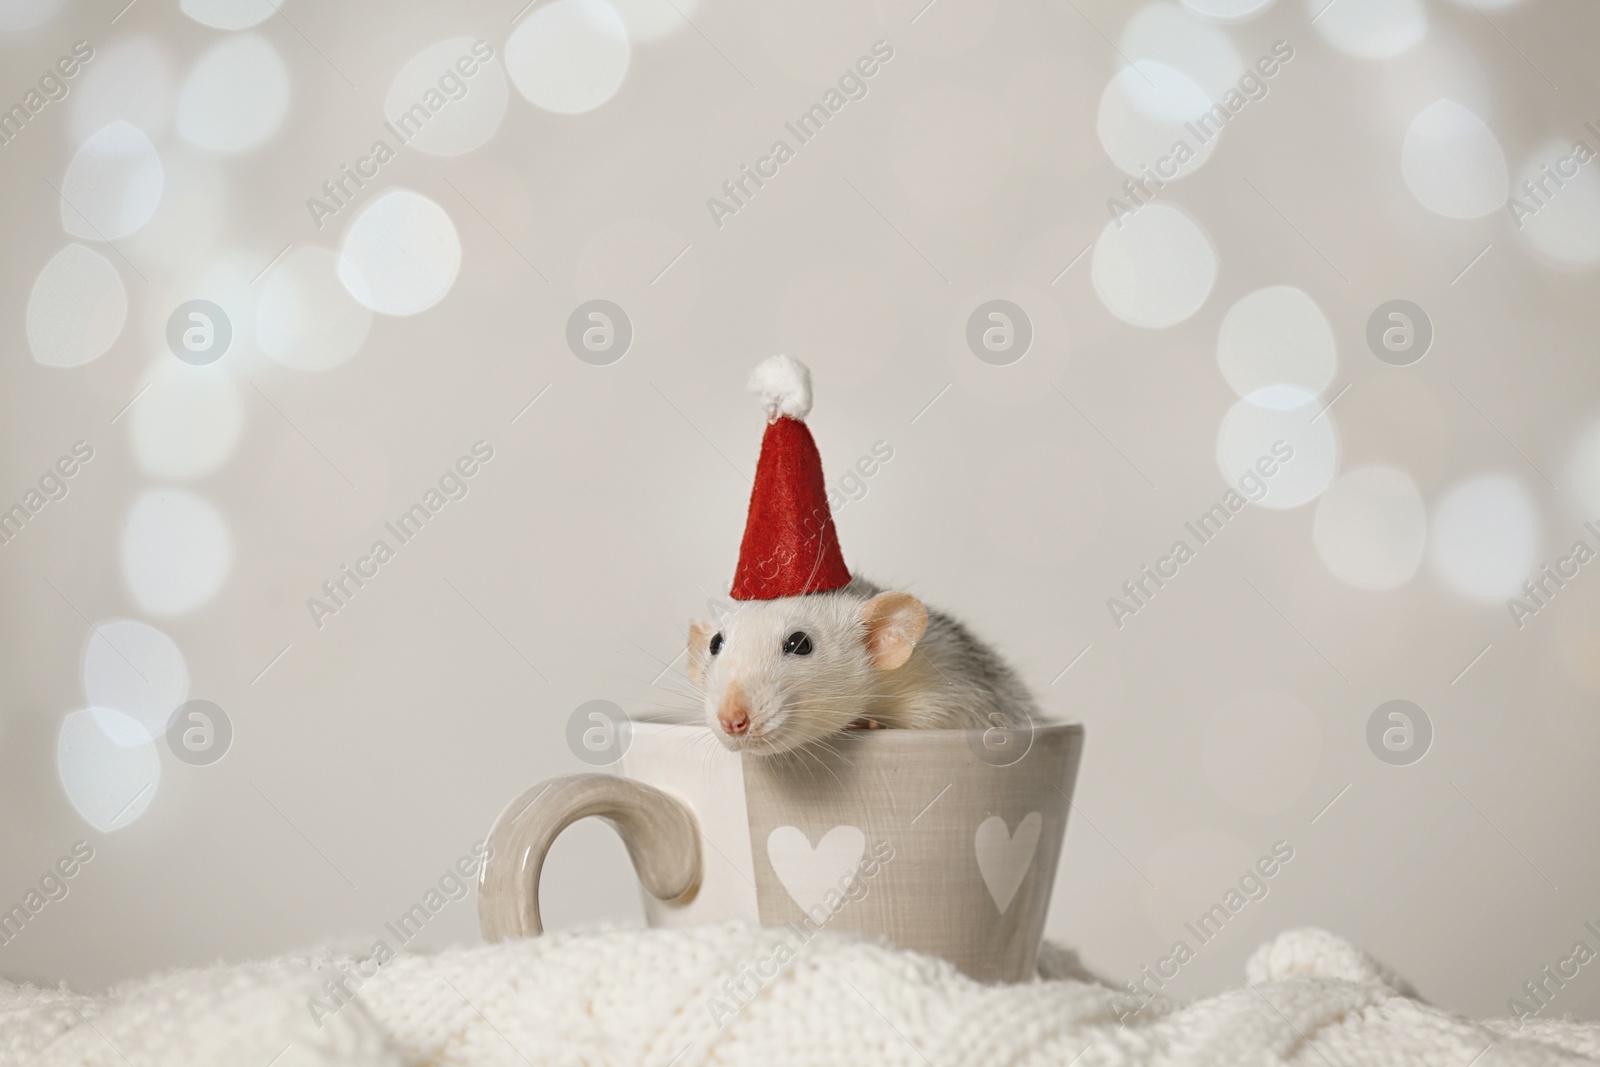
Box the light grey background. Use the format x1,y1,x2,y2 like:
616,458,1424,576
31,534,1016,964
1,0,1597,1026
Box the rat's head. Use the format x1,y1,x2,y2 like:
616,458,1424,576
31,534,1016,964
687,589,927,754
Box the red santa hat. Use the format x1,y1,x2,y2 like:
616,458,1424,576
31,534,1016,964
729,355,852,601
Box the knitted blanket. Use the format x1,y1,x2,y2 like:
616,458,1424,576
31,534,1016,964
3,924,1597,1066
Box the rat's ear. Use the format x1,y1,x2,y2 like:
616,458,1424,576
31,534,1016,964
860,592,928,672
687,620,715,686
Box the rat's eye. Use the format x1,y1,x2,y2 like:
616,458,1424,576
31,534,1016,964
783,631,813,656
709,632,724,656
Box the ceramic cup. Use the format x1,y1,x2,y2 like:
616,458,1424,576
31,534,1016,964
478,720,1084,981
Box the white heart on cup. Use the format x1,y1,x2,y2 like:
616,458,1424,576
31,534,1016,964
766,825,867,918
975,812,1042,914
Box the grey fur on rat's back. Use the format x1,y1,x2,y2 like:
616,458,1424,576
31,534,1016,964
842,575,1037,730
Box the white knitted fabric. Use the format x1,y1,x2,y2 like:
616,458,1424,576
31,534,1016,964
4,924,1597,1066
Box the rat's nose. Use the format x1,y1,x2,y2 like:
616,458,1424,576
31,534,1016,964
718,685,751,736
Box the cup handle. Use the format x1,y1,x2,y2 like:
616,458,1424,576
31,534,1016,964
477,774,702,940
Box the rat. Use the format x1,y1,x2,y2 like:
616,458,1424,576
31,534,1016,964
687,577,1040,755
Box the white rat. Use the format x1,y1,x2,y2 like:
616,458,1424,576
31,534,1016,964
685,353,1041,754
687,577,1039,754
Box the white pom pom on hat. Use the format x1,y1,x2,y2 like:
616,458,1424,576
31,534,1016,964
748,354,813,422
